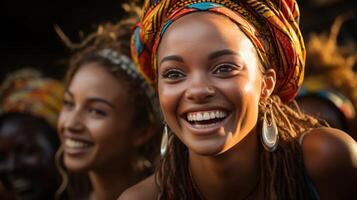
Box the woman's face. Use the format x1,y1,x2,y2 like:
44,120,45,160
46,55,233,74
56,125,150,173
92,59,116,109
157,12,273,155
0,116,57,200
58,63,137,172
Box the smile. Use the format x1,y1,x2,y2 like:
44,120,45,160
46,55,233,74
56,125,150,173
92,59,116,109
185,110,228,129
64,138,93,149
11,178,32,193
187,110,227,122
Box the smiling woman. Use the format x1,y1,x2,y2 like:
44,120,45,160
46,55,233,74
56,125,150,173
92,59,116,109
55,16,162,200
119,0,357,200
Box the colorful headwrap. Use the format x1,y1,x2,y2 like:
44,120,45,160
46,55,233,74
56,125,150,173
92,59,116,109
131,0,306,102
0,68,64,127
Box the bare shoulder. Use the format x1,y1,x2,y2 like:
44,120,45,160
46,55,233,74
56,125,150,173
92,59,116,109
118,175,159,200
301,127,357,199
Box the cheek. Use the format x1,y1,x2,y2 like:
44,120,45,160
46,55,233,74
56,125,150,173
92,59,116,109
222,76,261,117
92,120,135,160
158,82,183,120
22,153,44,168
241,69,263,102
88,120,117,141
244,80,261,103
57,110,67,136
239,79,262,124
89,117,132,145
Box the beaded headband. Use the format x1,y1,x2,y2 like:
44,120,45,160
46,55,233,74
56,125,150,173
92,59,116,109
97,48,161,120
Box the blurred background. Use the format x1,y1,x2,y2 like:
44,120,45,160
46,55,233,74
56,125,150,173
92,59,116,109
0,0,355,80
0,0,129,81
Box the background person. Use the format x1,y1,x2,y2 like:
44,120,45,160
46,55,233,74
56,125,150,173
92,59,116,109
56,14,162,200
0,68,63,200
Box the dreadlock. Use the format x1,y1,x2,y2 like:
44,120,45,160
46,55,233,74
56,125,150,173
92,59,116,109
157,95,327,200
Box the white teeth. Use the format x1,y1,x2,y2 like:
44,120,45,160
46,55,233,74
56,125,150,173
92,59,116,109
12,179,31,192
203,112,210,120
65,138,91,149
187,110,227,122
197,113,203,121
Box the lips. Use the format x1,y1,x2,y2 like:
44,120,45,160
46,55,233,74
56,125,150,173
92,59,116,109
11,178,32,193
63,138,93,155
182,109,230,134
65,138,92,148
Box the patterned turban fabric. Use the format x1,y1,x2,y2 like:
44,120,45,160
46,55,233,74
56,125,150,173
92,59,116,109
131,0,306,102
0,69,64,127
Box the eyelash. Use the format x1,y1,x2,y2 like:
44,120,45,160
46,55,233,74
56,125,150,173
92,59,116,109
63,99,74,109
88,108,107,117
161,68,185,80
160,62,240,81
212,63,241,75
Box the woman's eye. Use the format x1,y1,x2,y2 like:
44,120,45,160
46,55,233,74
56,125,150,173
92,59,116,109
88,108,107,118
63,99,74,109
161,69,185,80
212,63,241,76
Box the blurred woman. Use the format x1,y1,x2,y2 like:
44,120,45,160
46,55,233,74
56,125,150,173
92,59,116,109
0,68,63,200
56,16,161,200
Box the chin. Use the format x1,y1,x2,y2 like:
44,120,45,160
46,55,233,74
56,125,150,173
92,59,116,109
64,156,92,172
186,138,228,156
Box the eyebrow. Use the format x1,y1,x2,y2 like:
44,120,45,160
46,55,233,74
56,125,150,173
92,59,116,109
159,55,184,65
87,98,116,109
64,90,115,109
159,49,238,65
208,49,238,60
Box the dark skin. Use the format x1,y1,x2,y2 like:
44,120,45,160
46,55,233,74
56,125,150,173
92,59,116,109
0,181,14,200
119,12,357,200
0,113,58,200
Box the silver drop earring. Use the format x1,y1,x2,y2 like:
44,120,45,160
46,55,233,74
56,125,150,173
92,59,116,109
160,123,169,157
261,99,279,152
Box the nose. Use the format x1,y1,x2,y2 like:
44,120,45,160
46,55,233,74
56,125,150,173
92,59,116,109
185,73,215,103
62,109,85,133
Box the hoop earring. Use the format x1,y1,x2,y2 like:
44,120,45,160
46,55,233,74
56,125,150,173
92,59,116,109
160,123,169,157
261,99,279,152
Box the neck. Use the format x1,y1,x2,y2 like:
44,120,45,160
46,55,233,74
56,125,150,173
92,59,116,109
89,161,138,200
189,129,260,200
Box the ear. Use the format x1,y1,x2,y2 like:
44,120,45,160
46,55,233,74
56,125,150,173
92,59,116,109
132,121,159,148
260,69,276,101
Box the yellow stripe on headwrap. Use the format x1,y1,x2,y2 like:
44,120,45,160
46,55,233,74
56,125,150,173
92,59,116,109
0,68,64,127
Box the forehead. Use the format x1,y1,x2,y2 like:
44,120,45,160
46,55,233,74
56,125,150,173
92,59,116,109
0,122,30,142
69,63,129,103
0,121,48,150
158,12,255,59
